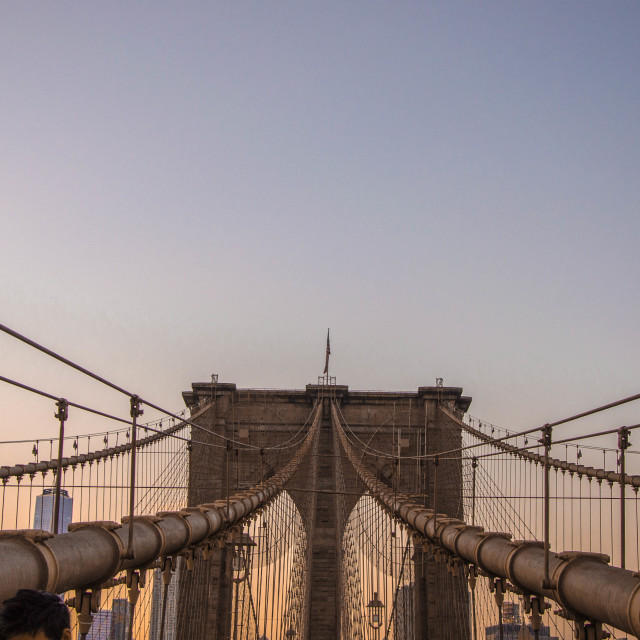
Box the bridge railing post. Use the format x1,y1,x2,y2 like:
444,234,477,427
471,457,477,527
125,395,143,559
432,455,439,536
53,398,68,535
541,424,552,589
618,426,630,569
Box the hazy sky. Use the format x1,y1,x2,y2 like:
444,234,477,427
1,2,639,446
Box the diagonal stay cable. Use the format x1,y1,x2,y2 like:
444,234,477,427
0,322,274,450
0,322,133,396
0,371,312,455
0,374,133,426
0,373,226,451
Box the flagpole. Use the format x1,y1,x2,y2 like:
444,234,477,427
324,328,330,385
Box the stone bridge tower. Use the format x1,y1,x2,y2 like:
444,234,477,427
177,381,471,640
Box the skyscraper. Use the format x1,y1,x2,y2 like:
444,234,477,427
485,603,558,640
84,599,129,640
109,599,129,640
149,566,178,640
85,610,112,640
32,488,73,534
394,584,414,640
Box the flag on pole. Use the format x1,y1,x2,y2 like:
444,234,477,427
323,329,331,375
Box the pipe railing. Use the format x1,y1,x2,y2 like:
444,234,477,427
332,402,640,638
0,403,321,601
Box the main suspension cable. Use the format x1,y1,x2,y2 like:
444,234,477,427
0,322,290,450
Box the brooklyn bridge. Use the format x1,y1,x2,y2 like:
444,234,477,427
0,323,639,640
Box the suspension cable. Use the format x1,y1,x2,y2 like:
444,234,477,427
0,324,313,453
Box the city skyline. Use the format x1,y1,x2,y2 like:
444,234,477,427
149,567,178,640
485,602,558,640
85,599,128,640
32,488,73,534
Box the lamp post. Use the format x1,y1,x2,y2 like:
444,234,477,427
367,592,385,630
231,550,247,583
231,532,256,583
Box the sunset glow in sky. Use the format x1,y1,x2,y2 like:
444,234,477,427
1,2,639,447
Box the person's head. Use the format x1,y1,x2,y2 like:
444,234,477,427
0,590,71,640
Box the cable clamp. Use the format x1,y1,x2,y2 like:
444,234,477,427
67,588,100,638
467,564,478,591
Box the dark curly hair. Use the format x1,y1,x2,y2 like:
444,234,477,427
0,590,70,640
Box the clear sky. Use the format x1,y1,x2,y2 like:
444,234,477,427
1,2,639,447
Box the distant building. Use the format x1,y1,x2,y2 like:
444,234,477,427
485,623,557,640
502,602,520,625
110,599,129,640
485,602,557,640
149,567,178,640
394,584,414,640
32,488,73,533
85,599,129,640
86,610,111,640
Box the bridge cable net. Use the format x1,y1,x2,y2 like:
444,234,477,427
333,402,470,640
440,402,640,640
0,402,192,640
0,385,322,640
178,398,322,640
332,400,640,640
0,322,280,451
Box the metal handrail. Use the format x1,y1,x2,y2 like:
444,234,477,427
333,402,640,638
0,404,321,600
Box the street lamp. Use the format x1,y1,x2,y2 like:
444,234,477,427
367,592,385,630
231,550,247,582
231,532,256,583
